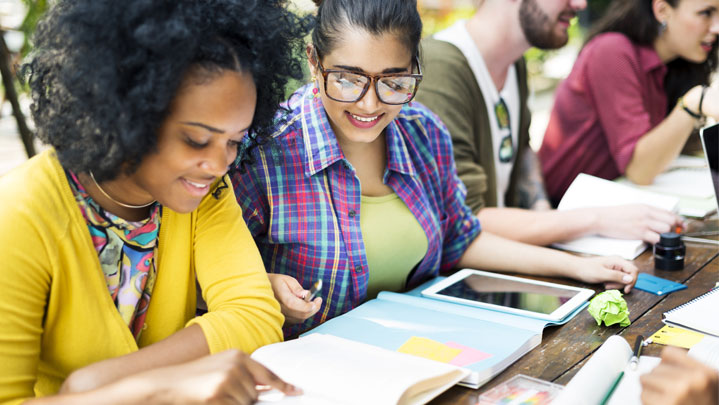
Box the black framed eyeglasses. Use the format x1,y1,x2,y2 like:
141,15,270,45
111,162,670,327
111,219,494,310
314,51,423,105
495,97,514,163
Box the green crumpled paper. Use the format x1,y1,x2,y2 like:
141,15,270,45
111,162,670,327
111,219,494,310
587,290,630,327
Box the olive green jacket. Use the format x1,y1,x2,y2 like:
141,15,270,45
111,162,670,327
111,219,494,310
416,38,531,213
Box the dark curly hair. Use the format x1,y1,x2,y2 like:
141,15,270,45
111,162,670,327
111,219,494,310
25,0,311,182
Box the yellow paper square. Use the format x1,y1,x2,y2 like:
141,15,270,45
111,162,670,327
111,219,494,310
650,325,705,349
397,336,462,363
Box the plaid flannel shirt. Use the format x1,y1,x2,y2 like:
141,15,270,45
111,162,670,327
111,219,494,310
233,84,481,336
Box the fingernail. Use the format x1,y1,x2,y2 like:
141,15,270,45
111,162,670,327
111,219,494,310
623,275,633,283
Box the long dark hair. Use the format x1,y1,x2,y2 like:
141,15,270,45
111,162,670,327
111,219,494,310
311,0,422,61
587,0,717,112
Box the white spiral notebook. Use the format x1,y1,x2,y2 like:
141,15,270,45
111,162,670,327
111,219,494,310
663,288,719,337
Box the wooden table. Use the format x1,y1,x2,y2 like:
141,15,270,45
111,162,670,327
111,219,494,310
431,218,719,404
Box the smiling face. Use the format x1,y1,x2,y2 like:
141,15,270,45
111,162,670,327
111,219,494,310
126,68,257,214
657,0,719,63
519,0,587,49
309,29,412,149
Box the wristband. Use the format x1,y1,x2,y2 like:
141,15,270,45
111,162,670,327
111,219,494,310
678,96,702,119
698,85,708,116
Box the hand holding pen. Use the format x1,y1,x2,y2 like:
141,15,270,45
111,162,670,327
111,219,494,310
304,280,323,302
267,274,323,325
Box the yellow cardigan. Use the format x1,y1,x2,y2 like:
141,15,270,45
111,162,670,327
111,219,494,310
0,150,283,403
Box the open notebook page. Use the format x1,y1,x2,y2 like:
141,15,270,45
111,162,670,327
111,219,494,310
553,174,679,259
689,336,719,370
663,288,719,337
252,333,468,405
611,336,719,405
553,336,660,405
606,357,661,405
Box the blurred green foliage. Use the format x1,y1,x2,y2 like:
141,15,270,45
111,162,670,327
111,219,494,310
18,0,48,56
419,5,475,38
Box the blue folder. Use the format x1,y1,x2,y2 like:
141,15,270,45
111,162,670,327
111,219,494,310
304,277,587,389
634,273,687,296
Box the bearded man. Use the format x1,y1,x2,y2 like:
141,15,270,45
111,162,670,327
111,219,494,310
415,0,682,247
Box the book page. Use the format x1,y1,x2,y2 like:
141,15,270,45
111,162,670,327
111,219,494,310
689,336,719,370
664,289,719,337
252,334,468,405
553,235,646,260
553,174,678,258
553,336,632,405
615,155,715,217
559,174,679,211
626,168,713,199
606,356,661,405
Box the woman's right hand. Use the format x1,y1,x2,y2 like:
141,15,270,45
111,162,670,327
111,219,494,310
573,255,638,294
684,84,719,120
54,350,300,405
594,204,683,244
145,349,300,405
267,273,322,324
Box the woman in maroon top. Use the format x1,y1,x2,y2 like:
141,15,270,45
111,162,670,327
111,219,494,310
539,0,719,203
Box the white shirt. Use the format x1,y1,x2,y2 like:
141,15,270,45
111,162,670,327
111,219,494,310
434,20,520,208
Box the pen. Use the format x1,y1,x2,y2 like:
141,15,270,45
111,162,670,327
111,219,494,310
683,230,719,237
681,236,719,245
599,371,624,405
629,335,643,371
304,280,322,302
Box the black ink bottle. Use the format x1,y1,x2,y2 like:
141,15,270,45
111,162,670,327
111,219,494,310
654,232,685,271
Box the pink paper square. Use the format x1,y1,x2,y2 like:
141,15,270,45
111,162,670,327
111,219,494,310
445,341,492,367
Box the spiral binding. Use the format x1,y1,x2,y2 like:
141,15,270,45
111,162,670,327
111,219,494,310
664,287,719,316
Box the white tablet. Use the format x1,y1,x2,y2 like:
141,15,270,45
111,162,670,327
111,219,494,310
421,269,594,322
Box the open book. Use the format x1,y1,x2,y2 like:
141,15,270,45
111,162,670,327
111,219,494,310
553,335,719,405
252,333,469,405
304,279,586,389
553,336,660,405
616,155,716,218
663,287,719,337
553,174,679,259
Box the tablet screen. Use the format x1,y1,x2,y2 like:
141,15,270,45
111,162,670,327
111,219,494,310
435,274,581,314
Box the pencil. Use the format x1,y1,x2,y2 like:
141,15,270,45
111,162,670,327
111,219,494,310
599,371,624,405
681,236,719,245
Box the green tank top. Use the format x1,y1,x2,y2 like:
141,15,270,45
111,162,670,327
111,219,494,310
360,193,429,299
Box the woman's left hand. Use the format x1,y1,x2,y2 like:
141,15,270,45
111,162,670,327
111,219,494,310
574,256,638,293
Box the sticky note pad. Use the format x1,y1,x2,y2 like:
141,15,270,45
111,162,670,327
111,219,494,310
634,273,687,296
397,336,462,363
649,325,705,349
445,341,492,366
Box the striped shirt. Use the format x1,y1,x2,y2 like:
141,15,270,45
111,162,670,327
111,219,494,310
232,84,481,336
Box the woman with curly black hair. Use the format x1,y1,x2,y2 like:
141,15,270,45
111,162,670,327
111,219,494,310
0,0,309,403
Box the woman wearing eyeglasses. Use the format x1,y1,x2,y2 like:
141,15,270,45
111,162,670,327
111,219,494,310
233,0,639,337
